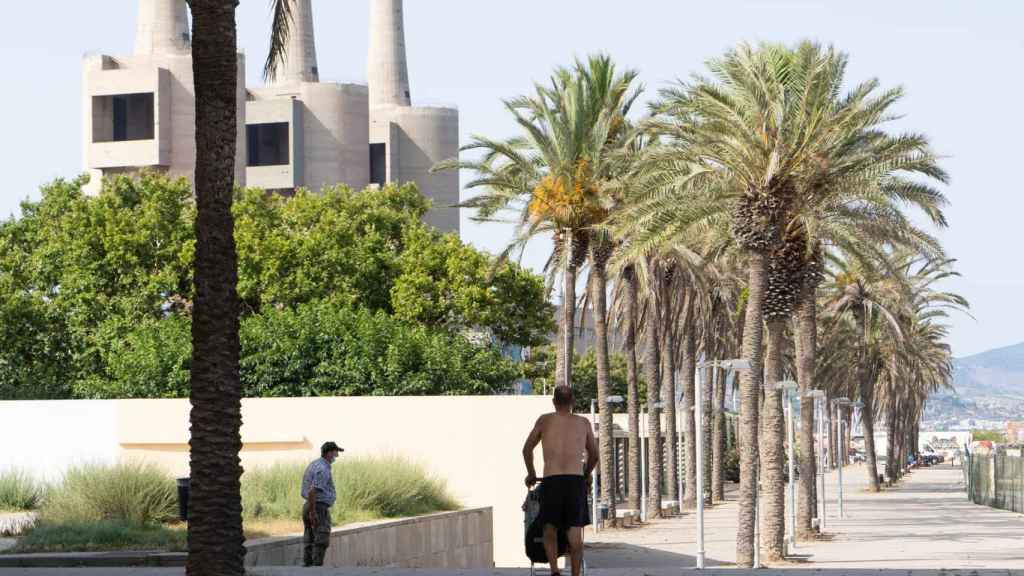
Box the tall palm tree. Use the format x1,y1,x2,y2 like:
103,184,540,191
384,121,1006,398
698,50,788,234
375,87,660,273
631,42,850,566
187,1,245,575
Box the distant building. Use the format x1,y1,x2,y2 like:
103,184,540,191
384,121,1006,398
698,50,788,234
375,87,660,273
82,0,460,234
1006,421,1024,442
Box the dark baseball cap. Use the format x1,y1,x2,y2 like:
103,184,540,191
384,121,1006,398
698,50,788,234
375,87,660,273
321,441,344,455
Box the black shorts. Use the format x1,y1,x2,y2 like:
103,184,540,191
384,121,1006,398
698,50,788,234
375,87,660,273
540,475,590,529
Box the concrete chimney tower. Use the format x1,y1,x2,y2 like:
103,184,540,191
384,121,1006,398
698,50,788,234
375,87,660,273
272,0,320,85
368,0,412,108
134,0,190,56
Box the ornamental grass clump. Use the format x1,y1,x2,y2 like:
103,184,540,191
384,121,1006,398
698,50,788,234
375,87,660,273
39,461,177,526
0,468,46,512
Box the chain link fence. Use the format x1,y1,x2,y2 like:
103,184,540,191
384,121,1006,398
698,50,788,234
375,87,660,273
965,450,1024,513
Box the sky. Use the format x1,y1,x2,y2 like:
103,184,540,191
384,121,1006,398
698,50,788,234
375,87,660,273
0,1,1020,358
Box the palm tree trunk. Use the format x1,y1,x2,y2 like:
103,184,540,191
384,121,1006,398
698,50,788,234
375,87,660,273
679,325,697,509
561,243,577,388
591,254,616,524
623,265,642,513
713,365,726,502
760,318,787,561
644,301,663,520
794,285,818,539
662,297,680,510
187,2,245,574
736,251,768,568
857,310,881,492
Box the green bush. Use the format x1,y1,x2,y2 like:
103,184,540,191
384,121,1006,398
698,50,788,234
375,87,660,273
12,520,186,553
0,469,46,511
40,461,177,526
242,456,459,525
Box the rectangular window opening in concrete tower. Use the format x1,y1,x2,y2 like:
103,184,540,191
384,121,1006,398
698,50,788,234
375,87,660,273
92,93,155,143
247,122,290,167
369,143,387,186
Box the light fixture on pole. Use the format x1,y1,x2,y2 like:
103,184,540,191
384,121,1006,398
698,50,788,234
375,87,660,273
803,389,826,532
767,380,799,552
832,398,849,520
591,395,625,533
640,400,664,524
693,358,750,570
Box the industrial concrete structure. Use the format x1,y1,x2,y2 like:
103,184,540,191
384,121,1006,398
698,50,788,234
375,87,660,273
81,0,247,195
82,0,460,233
368,0,460,232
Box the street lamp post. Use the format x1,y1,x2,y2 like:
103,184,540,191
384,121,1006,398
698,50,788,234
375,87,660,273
767,380,799,552
591,395,625,533
694,358,751,570
831,397,850,520
803,390,826,533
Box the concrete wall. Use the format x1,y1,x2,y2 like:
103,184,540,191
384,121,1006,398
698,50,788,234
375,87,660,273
0,401,119,482
0,396,550,567
370,105,459,233
244,507,493,568
82,52,247,195
249,82,370,194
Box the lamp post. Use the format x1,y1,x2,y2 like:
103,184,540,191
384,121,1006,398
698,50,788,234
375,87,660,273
591,395,625,533
767,380,799,552
640,400,663,524
803,390,826,532
694,358,751,570
831,397,850,520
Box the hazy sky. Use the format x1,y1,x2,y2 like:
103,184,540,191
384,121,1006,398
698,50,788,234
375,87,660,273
1,1,1020,358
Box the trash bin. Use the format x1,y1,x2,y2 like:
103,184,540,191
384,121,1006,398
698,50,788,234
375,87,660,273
177,477,190,522
598,503,609,521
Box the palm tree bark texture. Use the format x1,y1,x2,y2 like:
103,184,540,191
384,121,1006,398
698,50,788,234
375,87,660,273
760,318,788,561
857,306,882,492
735,250,767,568
661,285,680,511
187,1,245,575
712,365,727,503
590,246,617,524
623,265,643,514
794,286,819,538
679,323,697,509
644,299,663,520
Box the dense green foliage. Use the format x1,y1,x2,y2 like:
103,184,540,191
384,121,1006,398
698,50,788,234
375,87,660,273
241,456,459,525
972,429,1007,444
0,175,551,399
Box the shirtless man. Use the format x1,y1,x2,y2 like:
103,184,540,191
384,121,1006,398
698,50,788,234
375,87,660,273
523,385,599,576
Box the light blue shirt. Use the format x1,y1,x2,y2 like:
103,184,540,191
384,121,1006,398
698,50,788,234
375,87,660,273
300,457,336,506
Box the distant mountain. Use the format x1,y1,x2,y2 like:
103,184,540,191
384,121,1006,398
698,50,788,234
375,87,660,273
952,341,1024,399
924,342,1024,426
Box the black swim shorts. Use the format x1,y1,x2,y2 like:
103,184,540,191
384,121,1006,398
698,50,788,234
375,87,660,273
539,474,591,529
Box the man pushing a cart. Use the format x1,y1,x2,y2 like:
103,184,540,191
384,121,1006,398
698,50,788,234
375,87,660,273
523,385,599,576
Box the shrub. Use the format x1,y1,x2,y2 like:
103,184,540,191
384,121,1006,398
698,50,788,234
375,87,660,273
0,468,46,511
12,520,186,553
241,456,459,525
40,461,177,526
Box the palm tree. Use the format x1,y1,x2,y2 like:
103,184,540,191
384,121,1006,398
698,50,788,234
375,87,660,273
187,1,245,575
633,42,848,566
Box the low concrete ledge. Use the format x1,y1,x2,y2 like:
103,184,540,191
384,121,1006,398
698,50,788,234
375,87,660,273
0,551,186,568
245,507,493,569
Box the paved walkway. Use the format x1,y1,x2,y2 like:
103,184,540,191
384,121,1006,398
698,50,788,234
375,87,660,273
3,465,1023,574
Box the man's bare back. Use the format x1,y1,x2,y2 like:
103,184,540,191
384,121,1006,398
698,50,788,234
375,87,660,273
536,412,592,477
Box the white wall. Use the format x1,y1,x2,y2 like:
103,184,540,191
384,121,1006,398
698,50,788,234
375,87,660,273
0,396,551,567
0,400,119,481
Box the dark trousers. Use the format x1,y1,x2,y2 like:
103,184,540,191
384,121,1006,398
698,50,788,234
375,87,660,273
303,502,332,566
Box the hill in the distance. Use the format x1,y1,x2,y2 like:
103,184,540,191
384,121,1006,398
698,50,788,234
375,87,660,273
925,341,1024,427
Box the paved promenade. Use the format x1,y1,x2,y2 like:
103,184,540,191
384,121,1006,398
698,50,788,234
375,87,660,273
3,464,1022,574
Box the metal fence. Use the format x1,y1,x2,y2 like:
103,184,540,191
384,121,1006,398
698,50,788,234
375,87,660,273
965,451,1024,513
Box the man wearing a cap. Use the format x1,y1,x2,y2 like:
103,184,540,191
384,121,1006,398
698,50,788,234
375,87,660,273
300,441,343,566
